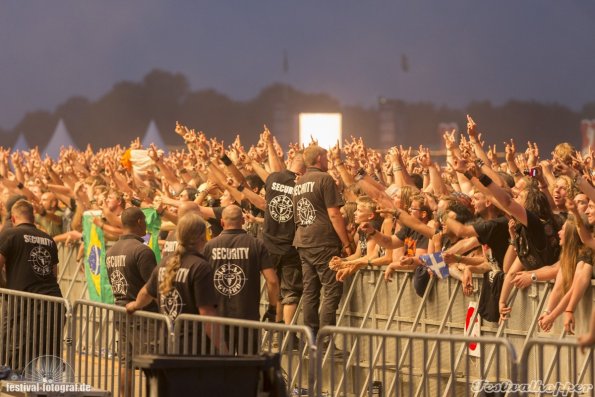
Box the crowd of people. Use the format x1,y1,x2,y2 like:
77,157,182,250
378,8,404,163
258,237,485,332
1,116,595,357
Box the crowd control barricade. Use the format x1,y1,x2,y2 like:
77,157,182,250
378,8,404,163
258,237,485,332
0,288,72,377
57,242,89,303
71,299,174,397
519,337,595,396
172,313,316,397
316,326,518,397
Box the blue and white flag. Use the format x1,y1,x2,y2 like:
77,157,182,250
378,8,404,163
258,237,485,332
419,252,449,279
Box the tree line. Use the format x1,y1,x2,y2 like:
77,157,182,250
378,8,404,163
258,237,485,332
2,69,594,153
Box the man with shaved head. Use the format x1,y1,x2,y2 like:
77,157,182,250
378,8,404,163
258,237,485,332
0,199,63,372
204,204,279,354
35,191,63,237
104,206,158,395
292,145,352,348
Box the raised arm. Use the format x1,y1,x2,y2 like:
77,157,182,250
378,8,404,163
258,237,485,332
263,127,285,172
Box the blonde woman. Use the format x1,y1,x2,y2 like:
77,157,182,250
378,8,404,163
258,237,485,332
127,212,225,352
539,214,592,334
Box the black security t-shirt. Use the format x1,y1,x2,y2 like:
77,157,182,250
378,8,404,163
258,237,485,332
146,251,217,319
396,226,429,256
0,223,62,297
204,229,272,321
293,167,344,248
105,234,158,310
263,169,298,255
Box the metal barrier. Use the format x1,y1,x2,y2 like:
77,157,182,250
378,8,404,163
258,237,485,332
519,338,595,396
3,257,595,397
173,313,316,397
57,242,89,302
317,326,519,397
71,300,173,397
0,288,72,376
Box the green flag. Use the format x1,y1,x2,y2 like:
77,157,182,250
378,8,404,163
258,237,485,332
83,211,114,303
142,208,162,263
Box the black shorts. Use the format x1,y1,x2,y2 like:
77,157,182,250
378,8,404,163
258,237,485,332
269,248,303,305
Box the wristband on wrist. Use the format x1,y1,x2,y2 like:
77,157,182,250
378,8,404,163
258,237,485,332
463,171,474,180
393,166,402,172
17,182,24,190
474,159,485,169
394,209,401,220
565,310,574,313
237,183,245,192
478,174,493,187
220,154,232,166
335,161,345,167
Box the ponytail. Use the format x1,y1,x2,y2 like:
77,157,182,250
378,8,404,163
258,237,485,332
160,245,186,296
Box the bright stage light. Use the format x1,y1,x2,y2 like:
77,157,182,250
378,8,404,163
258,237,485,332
298,113,342,149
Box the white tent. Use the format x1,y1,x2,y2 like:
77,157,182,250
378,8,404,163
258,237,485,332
12,133,29,151
141,120,167,151
44,119,77,158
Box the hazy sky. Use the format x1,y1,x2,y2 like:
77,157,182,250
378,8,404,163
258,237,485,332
1,1,594,130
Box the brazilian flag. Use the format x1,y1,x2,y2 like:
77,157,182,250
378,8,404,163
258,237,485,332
83,211,114,303
142,208,162,263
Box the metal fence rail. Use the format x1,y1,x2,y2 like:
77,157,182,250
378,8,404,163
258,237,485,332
317,326,519,397
5,245,595,397
0,287,72,377
173,313,316,397
71,300,173,397
57,243,89,302
519,338,595,397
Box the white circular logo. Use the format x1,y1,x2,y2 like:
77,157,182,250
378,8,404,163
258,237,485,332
24,355,74,383
160,289,183,319
29,245,52,276
110,269,128,296
296,198,316,226
214,263,246,297
269,194,293,223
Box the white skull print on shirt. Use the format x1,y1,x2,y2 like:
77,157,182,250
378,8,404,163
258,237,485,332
296,198,316,225
29,245,52,276
268,194,294,223
214,263,247,297
160,289,183,319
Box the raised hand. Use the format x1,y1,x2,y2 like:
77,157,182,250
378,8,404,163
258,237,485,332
443,129,457,150
466,114,477,139
487,144,498,165
329,140,342,162
504,139,516,163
